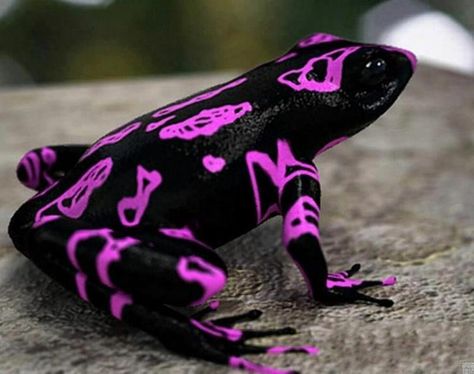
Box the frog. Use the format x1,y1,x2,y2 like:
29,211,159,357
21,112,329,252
9,32,416,374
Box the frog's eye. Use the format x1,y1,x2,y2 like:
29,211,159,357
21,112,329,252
360,58,387,86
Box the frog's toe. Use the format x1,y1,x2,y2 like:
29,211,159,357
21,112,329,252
210,309,263,327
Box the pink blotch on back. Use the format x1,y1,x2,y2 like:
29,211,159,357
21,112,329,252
202,155,226,173
110,291,133,320
152,77,247,118
117,165,162,227
159,102,252,141
298,32,342,47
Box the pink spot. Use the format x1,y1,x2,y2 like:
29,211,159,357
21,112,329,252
315,136,348,156
267,345,320,356
282,196,320,246
32,214,60,229
152,77,247,118
383,276,397,286
159,102,252,141
176,255,226,306
191,319,242,342
35,158,113,225
75,272,89,302
275,52,297,63
110,291,133,320
81,122,141,160
209,300,220,310
18,151,41,189
117,165,162,227
229,356,294,374
41,147,56,166
246,139,319,224
146,116,175,132
202,155,226,173
278,47,360,92
159,226,211,249
298,32,342,48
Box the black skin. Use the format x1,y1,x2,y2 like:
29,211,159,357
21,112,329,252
9,33,415,373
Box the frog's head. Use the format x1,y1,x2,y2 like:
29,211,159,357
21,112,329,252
273,32,416,154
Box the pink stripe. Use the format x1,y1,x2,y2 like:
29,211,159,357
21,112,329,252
75,273,89,302
110,291,132,320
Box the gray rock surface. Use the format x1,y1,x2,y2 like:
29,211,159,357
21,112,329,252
0,67,473,374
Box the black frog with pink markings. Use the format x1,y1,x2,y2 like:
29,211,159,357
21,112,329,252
9,33,416,374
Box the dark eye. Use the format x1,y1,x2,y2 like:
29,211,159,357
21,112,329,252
360,58,387,86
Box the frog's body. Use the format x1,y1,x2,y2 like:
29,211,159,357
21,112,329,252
9,33,415,374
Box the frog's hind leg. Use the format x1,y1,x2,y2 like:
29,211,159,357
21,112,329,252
16,145,89,192
9,214,318,373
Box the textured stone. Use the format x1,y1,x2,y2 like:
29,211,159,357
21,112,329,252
0,66,473,373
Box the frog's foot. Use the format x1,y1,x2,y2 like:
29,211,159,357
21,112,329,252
191,309,319,374
322,263,397,307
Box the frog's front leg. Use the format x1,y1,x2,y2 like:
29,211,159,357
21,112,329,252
17,144,89,192
279,166,396,307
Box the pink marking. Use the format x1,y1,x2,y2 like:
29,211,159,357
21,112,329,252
110,291,133,320
382,46,417,71
326,271,363,288
202,155,226,173
315,136,348,156
67,228,139,288
32,214,60,229
282,196,320,246
75,272,89,302
152,77,247,118
267,345,320,356
18,151,41,189
298,32,342,48
209,300,220,310
159,102,252,141
176,255,226,306
159,226,211,249
383,276,397,286
117,165,162,227
229,356,294,374
278,47,360,92
34,158,113,224
275,52,297,63
246,139,319,223
145,115,175,132
81,122,141,160
41,147,56,166
32,180,58,199
191,319,242,342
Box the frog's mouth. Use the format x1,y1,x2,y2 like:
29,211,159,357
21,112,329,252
355,79,398,111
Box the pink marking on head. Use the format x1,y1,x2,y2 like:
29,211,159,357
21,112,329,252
191,320,242,342
278,47,360,92
159,226,211,249
35,158,113,225
315,136,348,156
117,165,162,227
159,102,252,141
146,115,175,132
202,155,226,173
152,77,247,118
275,52,297,64
229,356,295,374
246,139,319,224
110,291,133,320
176,256,226,306
382,275,397,286
267,345,320,356
382,46,417,71
298,32,342,48
81,122,141,160
75,272,89,302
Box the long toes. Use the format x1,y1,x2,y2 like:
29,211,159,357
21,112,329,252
345,263,361,277
191,300,220,319
242,326,297,340
229,356,299,374
353,291,394,307
211,309,263,327
267,345,320,356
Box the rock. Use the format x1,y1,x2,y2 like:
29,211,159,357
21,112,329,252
0,67,472,373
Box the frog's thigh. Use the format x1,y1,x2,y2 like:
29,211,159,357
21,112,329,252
28,217,228,308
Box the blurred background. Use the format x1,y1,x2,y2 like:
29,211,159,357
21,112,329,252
0,0,472,87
